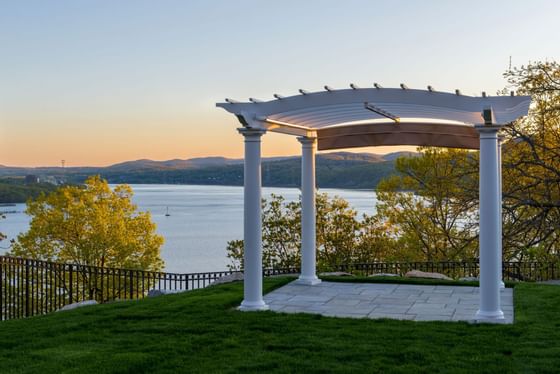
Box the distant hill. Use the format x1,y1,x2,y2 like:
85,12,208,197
382,151,419,161
0,178,58,204
106,157,246,172
0,151,419,190
318,152,386,163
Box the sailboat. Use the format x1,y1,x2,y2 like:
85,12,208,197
165,207,170,217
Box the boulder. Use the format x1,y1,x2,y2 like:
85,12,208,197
269,273,300,278
319,271,354,277
147,289,185,297
58,300,98,311
405,270,452,281
368,273,401,278
211,272,244,285
458,276,479,282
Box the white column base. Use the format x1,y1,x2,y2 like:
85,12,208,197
500,281,505,289
239,300,270,312
474,309,505,323
295,276,322,286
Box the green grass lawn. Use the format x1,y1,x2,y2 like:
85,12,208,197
0,278,559,374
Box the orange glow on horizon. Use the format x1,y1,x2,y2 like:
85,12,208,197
0,100,416,167
0,121,417,168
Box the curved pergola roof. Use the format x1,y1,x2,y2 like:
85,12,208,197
217,86,531,150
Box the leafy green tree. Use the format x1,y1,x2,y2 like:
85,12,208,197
500,61,560,262
376,61,560,264
376,148,479,262
10,175,164,271
226,193,396,270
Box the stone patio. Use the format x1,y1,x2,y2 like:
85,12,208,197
264,281,514,323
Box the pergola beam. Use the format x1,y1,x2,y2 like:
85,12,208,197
364,102,400,123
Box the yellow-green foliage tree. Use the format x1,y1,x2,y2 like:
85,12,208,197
377,61,560,264
500,61,560,262
227,193,396,271
11,176,164,271
376,148,479,262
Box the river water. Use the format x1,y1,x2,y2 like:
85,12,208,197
0,185,377,273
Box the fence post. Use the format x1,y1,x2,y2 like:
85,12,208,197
0,258,3,321
68,265,73,304
25,259,30,317
129,271,134,299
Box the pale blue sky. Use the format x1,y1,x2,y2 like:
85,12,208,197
1,0,558,166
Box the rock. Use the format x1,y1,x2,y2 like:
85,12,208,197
458,276,479,282
147,289,185,297
405,270,452,281
211,272,244,285
319,272,354,277
58,300,98,311
269,273,300,278
368,273,401,277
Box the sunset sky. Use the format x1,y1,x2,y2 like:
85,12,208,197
1,0,559,167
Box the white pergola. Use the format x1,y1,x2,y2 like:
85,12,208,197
217,84,531,323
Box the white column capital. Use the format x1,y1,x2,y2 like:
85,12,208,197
297,136,317,146
474,124,502,135
238,127,266,139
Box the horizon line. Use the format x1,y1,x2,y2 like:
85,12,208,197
1,150,418,169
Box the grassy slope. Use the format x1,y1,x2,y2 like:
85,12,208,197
0,278,559,374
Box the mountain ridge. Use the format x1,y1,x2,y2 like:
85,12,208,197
0,151,419,190
0,151,417,173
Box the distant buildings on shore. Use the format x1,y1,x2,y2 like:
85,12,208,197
24,174,64,185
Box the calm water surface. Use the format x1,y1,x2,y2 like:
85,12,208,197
0,185,377,273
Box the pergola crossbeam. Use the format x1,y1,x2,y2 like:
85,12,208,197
364,102,400,123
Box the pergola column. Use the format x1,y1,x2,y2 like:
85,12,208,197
475,125,504,322
498,136,505,289
238,128,269,311
296,136,321,285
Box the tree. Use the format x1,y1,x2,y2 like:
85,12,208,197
376,61,560,264
500,61,560,261
226,193,396,271
375,148,479,262
10,176,164,271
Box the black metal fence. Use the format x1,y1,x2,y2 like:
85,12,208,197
1,256,558,321
0,256,299,321
331,261,559,281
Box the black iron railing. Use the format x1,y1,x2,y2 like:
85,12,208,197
0,256,298,321
331,261,559,281
1,256,558,321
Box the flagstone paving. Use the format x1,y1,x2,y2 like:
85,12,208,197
264,281,514,323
